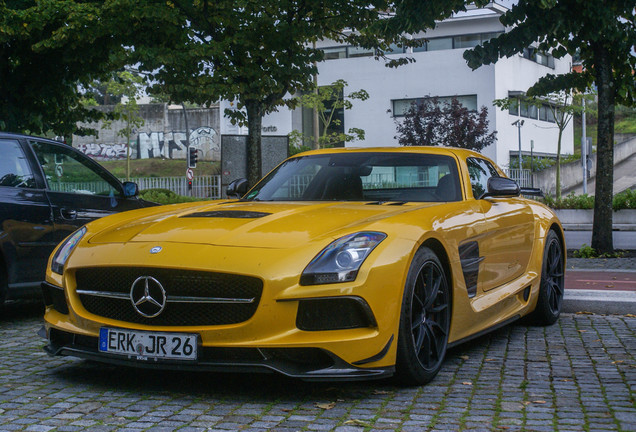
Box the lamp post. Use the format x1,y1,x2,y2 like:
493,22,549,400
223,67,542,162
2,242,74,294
512,119,525,181
581,97,587,194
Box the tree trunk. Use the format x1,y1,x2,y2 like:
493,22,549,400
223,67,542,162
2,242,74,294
556,128,562,199
591,44,615,254
245,100,263,188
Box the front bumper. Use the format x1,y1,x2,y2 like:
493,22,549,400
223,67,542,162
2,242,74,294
41,326,394,381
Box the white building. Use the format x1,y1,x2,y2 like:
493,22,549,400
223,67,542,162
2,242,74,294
221,1,574,169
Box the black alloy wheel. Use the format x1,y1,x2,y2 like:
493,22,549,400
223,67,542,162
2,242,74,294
396,247,451,385
529,230,564,325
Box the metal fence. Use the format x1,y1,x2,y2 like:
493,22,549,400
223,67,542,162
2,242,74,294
127,175,222,199
505,169,532,188
49,176,222,199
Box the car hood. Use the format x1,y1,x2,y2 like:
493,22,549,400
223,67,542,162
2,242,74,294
88,201,435,249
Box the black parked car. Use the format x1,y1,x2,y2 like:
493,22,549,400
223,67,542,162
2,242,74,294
0,132,155,308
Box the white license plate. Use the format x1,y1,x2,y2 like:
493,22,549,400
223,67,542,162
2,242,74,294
99,328,198,361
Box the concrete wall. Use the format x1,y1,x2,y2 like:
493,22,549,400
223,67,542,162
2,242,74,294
221,135,289,195
533,136,636,196
73,104,221,161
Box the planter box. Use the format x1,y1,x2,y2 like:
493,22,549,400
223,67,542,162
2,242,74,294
555,209,636,231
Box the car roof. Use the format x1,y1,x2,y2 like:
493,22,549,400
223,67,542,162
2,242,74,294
0,132,65,144
293,146,484,161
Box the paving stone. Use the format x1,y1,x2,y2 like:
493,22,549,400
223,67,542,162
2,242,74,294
1,306,635,431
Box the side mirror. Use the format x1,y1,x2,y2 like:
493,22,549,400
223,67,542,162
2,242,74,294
482,177,520,199
226,178,248,199
122,181,139,198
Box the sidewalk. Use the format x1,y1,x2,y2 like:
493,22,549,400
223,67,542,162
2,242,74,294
564,256,636,315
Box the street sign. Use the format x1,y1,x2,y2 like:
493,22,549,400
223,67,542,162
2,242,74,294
186,168,194,181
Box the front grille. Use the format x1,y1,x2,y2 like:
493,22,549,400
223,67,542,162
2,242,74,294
75,267,262,326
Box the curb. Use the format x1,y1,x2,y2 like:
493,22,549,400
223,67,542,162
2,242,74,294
563,289,636,315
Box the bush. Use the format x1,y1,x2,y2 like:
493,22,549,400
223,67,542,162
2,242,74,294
139,188,205,205
542,192,594,209
613,188,636,210
572,244,625,259
541,189,636,210
573,244,596,258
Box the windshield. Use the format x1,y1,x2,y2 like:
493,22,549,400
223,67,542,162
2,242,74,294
245,152,462,202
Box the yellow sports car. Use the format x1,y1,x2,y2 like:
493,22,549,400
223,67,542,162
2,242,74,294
41,147,565,384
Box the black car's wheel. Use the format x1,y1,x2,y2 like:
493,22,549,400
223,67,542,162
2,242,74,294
0,265,7,314
395,247,451,385
529,230,564,325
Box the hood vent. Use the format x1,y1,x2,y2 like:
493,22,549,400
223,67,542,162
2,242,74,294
181,210,271,219
365,201,407,206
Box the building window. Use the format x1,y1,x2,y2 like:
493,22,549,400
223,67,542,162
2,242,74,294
322,47,347,60
392,95,478,117
522,47,555,69
347,46,375,58
384,43,405,54
509,99,519,115
412,39,427,52
538,104,557,123
427,37,453,51
454,34,482,49
320,31,505,59
520,101,538,119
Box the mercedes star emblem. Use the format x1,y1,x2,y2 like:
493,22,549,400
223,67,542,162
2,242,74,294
130,276,167,318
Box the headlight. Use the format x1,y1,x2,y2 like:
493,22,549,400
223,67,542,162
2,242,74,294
300,232,386,285
51,227,87,275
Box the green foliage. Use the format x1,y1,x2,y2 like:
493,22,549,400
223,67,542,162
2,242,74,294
573,244,625,259
612,188,636,211
509,154,580,171
98,158,220,178
134,0,482,187
463,0,635,253
541,189,636,210
395,97,497,151
542,192,595,209
288,130,312,156
0,1,143,137
573,244,596,258
139,188,205,205
464,1,635,106
292,80,369,149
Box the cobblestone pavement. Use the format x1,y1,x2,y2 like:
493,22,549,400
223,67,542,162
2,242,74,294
1,303,635,432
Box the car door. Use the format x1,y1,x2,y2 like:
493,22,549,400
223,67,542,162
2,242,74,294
0,138,57,290
466,157,534,293
27,139,145,243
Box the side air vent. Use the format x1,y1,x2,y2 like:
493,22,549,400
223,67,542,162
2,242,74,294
181,210,271,219
459,241,484,298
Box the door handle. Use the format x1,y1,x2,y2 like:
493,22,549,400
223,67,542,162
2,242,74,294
60,208,77,220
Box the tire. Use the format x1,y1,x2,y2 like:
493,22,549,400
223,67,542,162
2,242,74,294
395,247,451,385
0,266,6,316
529,230,564,325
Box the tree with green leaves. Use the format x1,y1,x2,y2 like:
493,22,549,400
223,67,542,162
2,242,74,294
292,80,368,149
134,1,390,187
395,97,497,152
463,0,636,253
495,92,590,199
135,0,491,187
0,1,140,137
104,71,146,181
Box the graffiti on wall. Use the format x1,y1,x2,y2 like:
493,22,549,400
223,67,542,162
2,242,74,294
77,127,219,161
76,143,128,159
